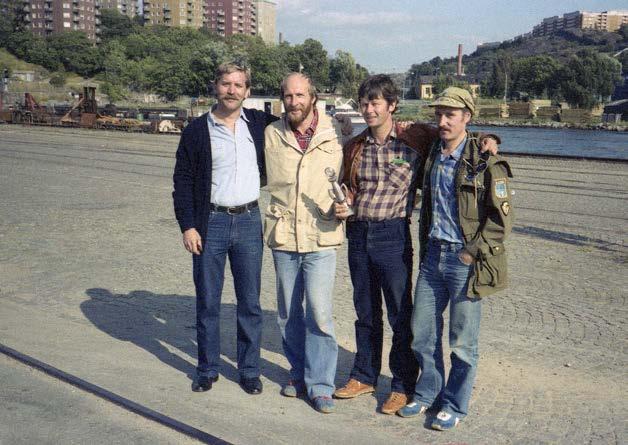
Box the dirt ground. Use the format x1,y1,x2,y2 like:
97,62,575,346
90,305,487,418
0,125,626,444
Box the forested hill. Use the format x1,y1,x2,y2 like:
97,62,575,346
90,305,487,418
411,27,627,78
407,26,628,107
0,10,369,101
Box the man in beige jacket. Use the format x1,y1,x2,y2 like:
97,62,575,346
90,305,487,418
263,72,345,414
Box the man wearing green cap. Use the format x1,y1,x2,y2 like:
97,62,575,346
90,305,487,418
397,87,514,430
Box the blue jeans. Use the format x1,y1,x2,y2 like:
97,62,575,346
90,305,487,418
346,218,419,394
193,207,263,379
411,238,482,418
272,249,338,399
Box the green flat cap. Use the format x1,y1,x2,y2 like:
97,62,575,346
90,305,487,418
429,86,475,116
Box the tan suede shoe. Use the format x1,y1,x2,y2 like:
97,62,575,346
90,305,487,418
381,392,409,415
333,378,375,399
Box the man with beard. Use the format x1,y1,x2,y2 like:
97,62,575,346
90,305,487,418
173,62,278,395
263,72,345,414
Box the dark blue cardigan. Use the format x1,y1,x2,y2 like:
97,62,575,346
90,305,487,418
172,108,278,241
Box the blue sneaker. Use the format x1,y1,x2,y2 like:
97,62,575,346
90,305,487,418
312,396,335,414
397,401,429,418
430,411,460,430
280,380,306,398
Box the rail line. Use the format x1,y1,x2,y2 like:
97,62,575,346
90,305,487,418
0,343,231,445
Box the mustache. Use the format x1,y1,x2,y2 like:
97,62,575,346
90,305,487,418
222,95,240,100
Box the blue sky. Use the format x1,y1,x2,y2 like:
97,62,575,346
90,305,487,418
275,1,628,73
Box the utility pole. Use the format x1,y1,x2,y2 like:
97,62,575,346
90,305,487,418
0,69,9,112
503,72,508,104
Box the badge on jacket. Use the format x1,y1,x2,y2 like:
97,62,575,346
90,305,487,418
495,179,508,199
501,201,510,215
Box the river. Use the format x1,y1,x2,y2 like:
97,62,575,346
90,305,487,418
353,124,628,160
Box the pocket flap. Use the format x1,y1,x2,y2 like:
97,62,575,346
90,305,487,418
267,204,292,219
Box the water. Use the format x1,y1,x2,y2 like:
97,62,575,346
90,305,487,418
353,124,628,160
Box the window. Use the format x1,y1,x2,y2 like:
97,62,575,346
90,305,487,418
64,21,71,27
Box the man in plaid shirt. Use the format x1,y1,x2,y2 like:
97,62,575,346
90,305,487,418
334,75,498,415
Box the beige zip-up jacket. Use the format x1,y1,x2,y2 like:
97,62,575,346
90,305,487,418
263,112,344,252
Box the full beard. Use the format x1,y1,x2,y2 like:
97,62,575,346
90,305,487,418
287,104,313,128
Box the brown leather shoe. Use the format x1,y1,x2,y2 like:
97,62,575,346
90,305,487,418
333,378,375,399
381,392,409,415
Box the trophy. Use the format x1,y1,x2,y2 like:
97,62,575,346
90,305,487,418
324,167,354,216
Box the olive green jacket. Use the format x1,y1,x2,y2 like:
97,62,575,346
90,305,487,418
418,132,514,298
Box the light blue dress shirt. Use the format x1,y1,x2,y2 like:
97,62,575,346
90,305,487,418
428,138,466,243
207,108,260,207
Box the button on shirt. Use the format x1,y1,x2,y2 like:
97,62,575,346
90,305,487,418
429,138,466,243
208,108,260,207
353,128,420,221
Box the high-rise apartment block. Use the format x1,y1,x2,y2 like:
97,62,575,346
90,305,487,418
532,10,628,37
255,0,275,44
142,0,204,28
205,0,256,38
10,0,101,41
99,0,138,18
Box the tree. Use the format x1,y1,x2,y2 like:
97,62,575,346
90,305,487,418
485,51,513,98
557,49,622,108
47,32,100,77
49,70,67,87
187,40,232,96
294,38,329,89
328,50,369,99
511,55,561,98
618,50,628,76
100,9,134,41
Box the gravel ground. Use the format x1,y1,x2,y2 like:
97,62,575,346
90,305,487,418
0,124,626,444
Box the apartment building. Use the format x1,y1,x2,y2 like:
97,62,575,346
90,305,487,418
205,0,256,37
14,0,101,41
255,0,275,44
142,0,204,28
532,10,628,37
99,0,138,18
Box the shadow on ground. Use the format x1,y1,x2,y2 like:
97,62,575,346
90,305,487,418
80,288,365,399
513,225,625,253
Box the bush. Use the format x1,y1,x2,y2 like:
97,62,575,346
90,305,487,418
49,71,67,87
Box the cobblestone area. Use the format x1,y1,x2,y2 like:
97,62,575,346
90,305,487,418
0,125,626,444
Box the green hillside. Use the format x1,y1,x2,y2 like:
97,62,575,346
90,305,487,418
406,27,627,108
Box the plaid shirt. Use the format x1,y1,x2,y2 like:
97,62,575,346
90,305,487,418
428,138,466,243
291,109,319,152
353,127,420,221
